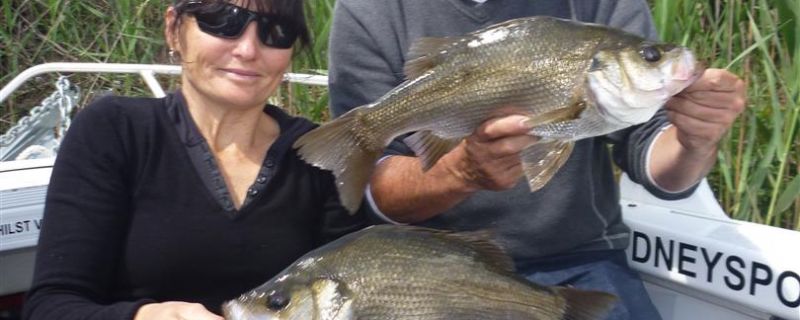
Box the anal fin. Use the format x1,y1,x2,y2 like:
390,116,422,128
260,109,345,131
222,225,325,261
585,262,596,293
520,140,574,192
403,131,462,171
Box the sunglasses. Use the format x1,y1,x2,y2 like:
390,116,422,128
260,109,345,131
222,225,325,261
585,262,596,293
185,1,299,49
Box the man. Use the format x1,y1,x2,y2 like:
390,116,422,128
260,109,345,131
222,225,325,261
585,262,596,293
328,0,745,318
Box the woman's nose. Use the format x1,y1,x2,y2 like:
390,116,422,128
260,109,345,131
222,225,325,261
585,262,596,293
231,22,261,59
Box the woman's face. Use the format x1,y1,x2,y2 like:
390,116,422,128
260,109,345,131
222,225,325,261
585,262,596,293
166,3,293,110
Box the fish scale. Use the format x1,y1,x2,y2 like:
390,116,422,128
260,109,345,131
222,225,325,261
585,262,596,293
329,244,563,318
224,225,609,319
361,28,582,138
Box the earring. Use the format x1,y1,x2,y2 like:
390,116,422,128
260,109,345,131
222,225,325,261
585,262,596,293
169,49,177,64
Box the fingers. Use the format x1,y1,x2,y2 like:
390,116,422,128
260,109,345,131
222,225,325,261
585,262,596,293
458,149,524,191
665,96,739,126
666,109,727,143
442,114,541,191
684,68,745,93
674,90,745,110
475,134,539,158
668,67,745,124
665,68,746,151
473,115,533,141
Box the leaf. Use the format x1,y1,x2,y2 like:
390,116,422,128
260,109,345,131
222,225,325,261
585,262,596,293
776,175,800,214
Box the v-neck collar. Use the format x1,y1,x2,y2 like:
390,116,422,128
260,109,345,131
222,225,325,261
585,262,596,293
166,91,308,218
446,0,499,23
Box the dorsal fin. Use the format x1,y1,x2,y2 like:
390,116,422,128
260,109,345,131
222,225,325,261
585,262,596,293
404,36,458,79
369,225,516,274
415,227,516,274
557,287,618,320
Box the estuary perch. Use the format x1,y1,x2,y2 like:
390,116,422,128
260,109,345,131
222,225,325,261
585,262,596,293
223,225,617,320
294,16,703,213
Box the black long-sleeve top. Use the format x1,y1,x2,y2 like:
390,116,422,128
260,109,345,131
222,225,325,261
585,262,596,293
22,92,368,319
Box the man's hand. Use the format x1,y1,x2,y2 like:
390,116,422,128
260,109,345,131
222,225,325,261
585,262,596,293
665,68,746,153
371,114,538,222
649,68,746,192
441,115,539,192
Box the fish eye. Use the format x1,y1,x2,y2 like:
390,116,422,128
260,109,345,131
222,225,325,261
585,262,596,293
640,46,662,62
266,291,290,310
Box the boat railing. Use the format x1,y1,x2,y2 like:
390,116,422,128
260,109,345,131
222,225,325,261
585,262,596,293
0,62,327,104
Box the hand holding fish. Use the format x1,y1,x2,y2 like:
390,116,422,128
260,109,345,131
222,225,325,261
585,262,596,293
649,68,746,191
450,114,540,192
666,68,746,151
134,302,224,320
369,114,538,222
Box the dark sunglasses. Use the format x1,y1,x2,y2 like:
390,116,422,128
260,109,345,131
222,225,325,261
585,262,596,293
185,1,299,49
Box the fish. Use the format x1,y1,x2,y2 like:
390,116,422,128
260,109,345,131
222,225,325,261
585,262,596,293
294,16,703,213
222,224,617,320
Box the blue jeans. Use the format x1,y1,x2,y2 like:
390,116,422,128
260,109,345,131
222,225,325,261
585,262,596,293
518,250,662,320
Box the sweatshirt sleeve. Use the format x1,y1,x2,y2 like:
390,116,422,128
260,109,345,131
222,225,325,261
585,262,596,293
611,109,700,200
22,97,154,320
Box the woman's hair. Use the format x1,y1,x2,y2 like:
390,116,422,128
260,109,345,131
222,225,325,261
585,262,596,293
169,0,311,49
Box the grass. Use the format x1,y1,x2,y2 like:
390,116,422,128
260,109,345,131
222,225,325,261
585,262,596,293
652,0,799,230
2,0,798,230
0,0,169,126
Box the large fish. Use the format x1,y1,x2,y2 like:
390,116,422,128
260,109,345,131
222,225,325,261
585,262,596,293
295,16,703,213
222,225,617,319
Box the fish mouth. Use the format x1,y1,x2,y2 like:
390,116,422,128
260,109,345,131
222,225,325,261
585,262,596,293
668,48,705,81
688,61,706,82
221,300,243,320
665,51,706,95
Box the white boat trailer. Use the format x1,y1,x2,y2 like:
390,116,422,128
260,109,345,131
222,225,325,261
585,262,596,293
1,63,798,319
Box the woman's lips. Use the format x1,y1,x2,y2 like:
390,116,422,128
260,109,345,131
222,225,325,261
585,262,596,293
222,68,260,78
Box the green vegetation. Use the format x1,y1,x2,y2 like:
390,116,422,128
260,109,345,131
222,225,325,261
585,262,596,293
652,0,799,230
1,0,798,229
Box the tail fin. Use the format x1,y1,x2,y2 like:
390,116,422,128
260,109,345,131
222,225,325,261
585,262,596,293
555,287,618,320
293,108,384,214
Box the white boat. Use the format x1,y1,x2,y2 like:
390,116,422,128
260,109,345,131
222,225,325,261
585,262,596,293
1,63,798,319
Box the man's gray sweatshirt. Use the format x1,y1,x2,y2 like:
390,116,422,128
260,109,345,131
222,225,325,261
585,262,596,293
328,0,698,264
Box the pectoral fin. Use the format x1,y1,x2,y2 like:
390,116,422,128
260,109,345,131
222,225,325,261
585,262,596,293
521,97,587,139
521,102,585,128
311,278,354,320
404,131,462,171
520,140,574,192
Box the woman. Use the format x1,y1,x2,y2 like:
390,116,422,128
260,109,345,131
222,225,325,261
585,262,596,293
22,1,367,319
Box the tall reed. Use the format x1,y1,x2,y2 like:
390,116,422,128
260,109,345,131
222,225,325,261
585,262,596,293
653,0,799,230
